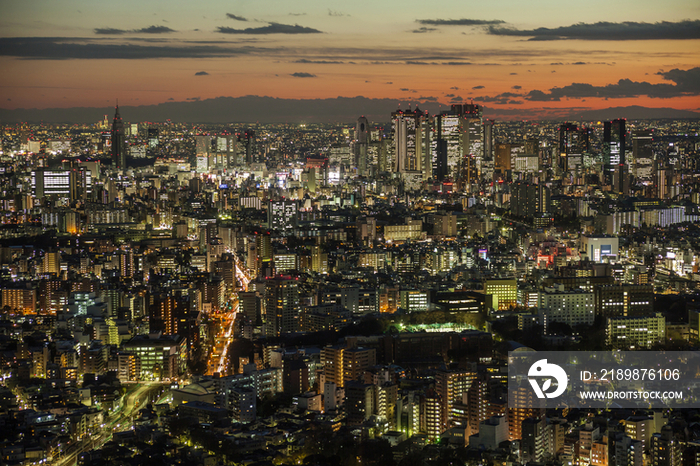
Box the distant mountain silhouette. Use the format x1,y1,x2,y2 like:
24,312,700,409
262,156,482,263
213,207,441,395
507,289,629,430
0,97,697,124
563,105,700,121
0,96,447,124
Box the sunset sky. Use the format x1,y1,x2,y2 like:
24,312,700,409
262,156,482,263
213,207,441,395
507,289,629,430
1,0,699,119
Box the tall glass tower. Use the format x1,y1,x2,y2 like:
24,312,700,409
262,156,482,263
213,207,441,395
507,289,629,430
111,105,126,170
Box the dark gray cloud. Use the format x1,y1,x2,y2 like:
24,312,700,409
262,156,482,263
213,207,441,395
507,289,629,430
187,97,200,101
136,26,176,34
472,85,484,89
226,14,248,21
479,92,523,103
121,37,170,43
216,23,323,34
419,96,438,101
95,25,176,35
450,96,464,102
294,59,343,64
0,37,259,59
443,61,472,65
290,72,316,78
488,20,700,40
450,86,459,90
658,67,700,91
94,28,127,35
194,71,209,76
412,27,437,33
512,85,522,89
417,18,505,26
526,67,700,101
328,9,348,17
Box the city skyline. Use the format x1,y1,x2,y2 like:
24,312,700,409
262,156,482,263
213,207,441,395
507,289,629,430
1,0,699,120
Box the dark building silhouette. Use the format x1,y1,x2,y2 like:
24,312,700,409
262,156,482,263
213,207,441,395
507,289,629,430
111,105,126,169
244,129,256,164
355,116,369,175
558,122,590,172
511,181,550,219
604,119,627,191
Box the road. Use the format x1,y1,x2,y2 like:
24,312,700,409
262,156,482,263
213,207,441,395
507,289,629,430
234,255,251,291
51,382,167,466
215,300,239,375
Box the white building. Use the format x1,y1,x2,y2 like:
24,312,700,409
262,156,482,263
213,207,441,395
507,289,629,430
606,313,665,349
580,235,619,262
538,285,595,332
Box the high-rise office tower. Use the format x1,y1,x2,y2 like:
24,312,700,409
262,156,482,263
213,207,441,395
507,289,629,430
391,107,427,173
195,135,212,173
604,119,627,190
482,119,494,180
461,103,483,178
216,134,237,169
432,113,458,181
147,128,159,149
431,104,483,183
632,129,654,182
355,116,369,175
244,129,257,164
495,143,512,174
558,123,589,172
111,105,126,170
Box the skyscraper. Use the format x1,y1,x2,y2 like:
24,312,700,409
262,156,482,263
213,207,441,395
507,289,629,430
604,119,627,191
244,129,257,164
461,103,483,179
355,116,369,175
111,105,126,170
558,122,589,172
216,134,237,170
432,104,483,184
391,107,427,173
147,127,159,149
482,119,494,180
432,113,457,181
632,129,654,182
195,135,212,173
